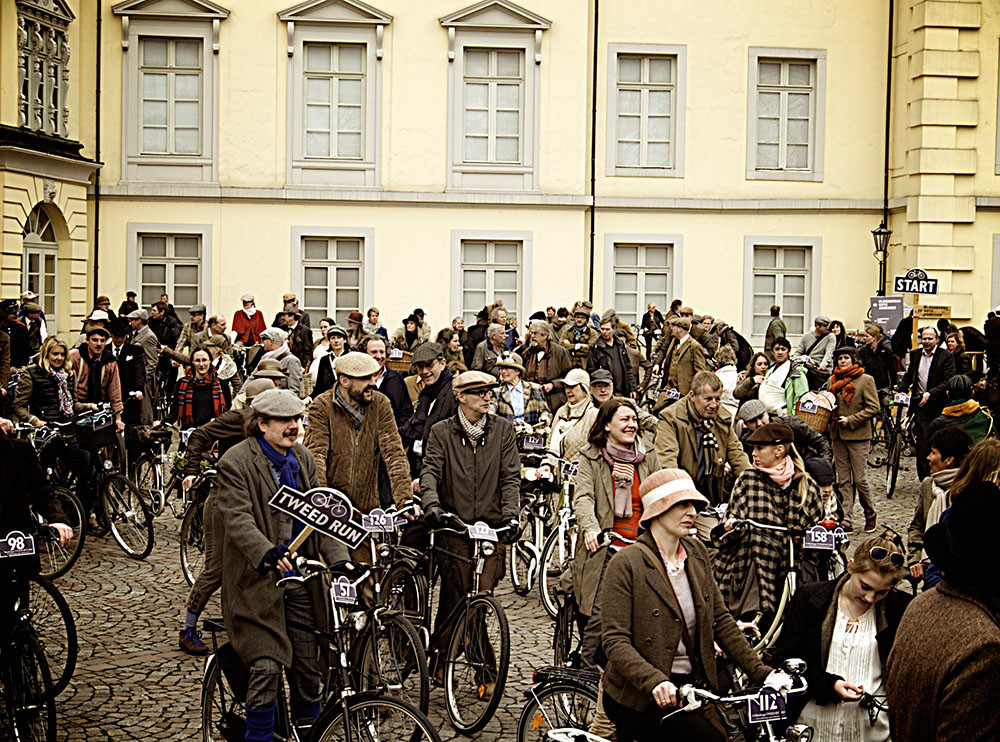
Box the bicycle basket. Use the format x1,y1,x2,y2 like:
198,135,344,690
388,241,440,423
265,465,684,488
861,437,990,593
75,409,118,451
795,390,836,433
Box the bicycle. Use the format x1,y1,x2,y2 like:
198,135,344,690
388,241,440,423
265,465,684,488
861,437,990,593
510,462,560,598
22,574,77,697
201,559,441,742
713,519,849,653
179,469,216,586
2,560,57,741
14,423,87,579
380,513,512,734
128,422,176,516
517,665,600,742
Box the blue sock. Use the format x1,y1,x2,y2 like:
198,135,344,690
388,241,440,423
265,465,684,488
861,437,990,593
291,699,321,723
184,611,199,630
244,703,276,741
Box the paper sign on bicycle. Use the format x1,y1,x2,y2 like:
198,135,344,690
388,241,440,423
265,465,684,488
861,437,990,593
803,525,836,551
330,576,358,606
664,388,682,401
0,530,36,558
468,521,498,542
361,507,407,533
561,460,580,479
747,687,787,723
269,485,368,549
893,392,911,406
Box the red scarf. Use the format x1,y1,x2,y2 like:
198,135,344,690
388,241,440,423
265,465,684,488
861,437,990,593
829,363,864,405
176,367,225,427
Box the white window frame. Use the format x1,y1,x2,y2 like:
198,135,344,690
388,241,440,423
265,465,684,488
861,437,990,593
283,14,386,188
290,226,375,323
602,234,683,322
742,236,822,344
450,229,533,323
116,7,225,184
746,47,826,182
137,37,205,158
126,223,213,315
606,44,687,178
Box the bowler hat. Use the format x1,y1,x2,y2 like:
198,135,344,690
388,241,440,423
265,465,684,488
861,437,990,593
251,388,305,418
745,422,794,445
251,367,287,380
638,469,709,526
453,370,499,394
832,345,857,360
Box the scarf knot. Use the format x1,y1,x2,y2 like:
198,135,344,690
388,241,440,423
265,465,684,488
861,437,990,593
602,443,645,518
258,438,301,489
829,363,864,405
757,455,795,488
458,407,487,443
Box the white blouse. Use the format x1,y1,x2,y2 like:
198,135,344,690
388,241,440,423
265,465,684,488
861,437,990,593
798,598,890,742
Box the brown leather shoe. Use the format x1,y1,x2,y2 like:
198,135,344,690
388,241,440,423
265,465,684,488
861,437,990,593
864,516,878,533
179,627,211,656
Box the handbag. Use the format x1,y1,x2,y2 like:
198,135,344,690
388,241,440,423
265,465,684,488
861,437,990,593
637,541,730,741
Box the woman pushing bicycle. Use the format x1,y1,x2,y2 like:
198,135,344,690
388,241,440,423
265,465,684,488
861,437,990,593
600,468,782,741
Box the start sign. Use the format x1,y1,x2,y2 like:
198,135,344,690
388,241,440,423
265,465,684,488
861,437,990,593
893,268,938,295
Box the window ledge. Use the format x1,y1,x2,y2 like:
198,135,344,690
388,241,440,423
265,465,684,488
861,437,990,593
127,154,213,166
746,168,823,183
611,167,683,179
453,163,533,174
292,159,375,171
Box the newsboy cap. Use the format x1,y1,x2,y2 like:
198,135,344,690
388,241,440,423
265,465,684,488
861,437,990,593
244,378,276,401
327,325,349,340
745,422,794,445
203,334,228,348
411,342,444,365
453,370,500,393
589,369,613,385
85,325,111,339
814,315,832,326
260,327,287,344
736,399,767,423
22,302,43,314
250,388,305,417
334,351,380,378
127,309,149,321
190,303,207,315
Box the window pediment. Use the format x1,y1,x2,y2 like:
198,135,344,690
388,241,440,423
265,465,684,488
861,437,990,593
278,0,391,26
17,0,74,26
111,0,230,21
440,0,550,31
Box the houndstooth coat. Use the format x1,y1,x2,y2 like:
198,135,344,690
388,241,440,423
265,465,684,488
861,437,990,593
714,468,824,615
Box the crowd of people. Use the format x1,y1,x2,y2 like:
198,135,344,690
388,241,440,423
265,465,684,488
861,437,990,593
2,288,1000,742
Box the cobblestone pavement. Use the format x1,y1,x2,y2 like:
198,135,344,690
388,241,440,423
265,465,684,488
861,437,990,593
51,454,921,740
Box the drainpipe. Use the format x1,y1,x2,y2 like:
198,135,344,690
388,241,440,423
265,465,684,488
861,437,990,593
93,0,102,305
587,0,598,302
878,0,893,297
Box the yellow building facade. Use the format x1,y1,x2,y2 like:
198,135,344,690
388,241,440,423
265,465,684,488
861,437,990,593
1,0,998,346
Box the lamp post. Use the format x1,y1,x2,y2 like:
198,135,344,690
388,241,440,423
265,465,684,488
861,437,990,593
872,221,891,297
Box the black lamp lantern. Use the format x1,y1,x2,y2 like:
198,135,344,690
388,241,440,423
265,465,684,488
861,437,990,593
872,221,891,297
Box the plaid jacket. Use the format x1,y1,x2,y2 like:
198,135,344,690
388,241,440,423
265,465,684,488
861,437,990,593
493,381,550,425
714,468,824,614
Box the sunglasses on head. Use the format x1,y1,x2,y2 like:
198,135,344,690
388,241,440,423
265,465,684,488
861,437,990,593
869,545,904,568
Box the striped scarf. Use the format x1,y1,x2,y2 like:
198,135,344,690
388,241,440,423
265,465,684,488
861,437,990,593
176,367,225,427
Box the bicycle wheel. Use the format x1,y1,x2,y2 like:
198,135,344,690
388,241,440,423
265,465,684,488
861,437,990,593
539,526,575,621
101,473,155,559
2,633,56,742
820,548,849,582
358,612,430,715
509,508,539,596
201,655,245,742
379,562,429,643
180,498,206,586
27,575,77,697
867,413,889,468
36,487,86,580
312,693,441,742
517,680,599,742
444,594,510,734
886,432,901,499
552,599,581,668
131,453,165,516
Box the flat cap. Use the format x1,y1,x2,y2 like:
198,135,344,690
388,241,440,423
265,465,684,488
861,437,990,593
127,308,149,321
203,334,228,348
745,422,794,446
190,303,207,315
453,370,500,393
251,367,287,380
736,399,767,423
244,378,276,400
412,342,444,365
667,316,691,330
334,351,380,378
22,302,43,313
241,293,254,303
327,324,348,340
250,388,305,417
832,345,857,359
126,290,137,298
85,325,111,338
589,369,613,385
495,352,525,374
814,315,832,326
600,309,618,324
572,305,590,317
260,327,287,344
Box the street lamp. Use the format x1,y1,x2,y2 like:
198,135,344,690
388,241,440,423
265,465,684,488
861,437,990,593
872,221,891,297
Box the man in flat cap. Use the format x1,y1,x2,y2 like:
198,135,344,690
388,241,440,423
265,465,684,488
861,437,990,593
419,370,520,678
559,303,600,371
303,352,413,557
796,315,837,389
216,388,347,735
68,324,125,433
258,327,302,396
174,302,208,361
399,342,456,481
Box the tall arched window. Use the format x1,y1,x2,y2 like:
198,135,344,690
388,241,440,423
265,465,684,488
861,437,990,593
22,205,59,333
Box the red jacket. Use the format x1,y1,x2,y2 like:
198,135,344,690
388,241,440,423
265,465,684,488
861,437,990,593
68,348,123,413
232,309,266,345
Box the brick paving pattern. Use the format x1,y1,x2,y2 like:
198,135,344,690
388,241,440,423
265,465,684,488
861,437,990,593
51,455,922,740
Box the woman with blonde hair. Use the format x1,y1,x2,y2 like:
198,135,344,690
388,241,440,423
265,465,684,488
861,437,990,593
13,335,99,518
715,422,824,626
772,535,910,741
945,331,972,376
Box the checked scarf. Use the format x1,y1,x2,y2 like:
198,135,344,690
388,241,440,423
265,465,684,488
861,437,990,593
458,406,487,443
689,398,720,481
176,367,225,427
829,363,865,405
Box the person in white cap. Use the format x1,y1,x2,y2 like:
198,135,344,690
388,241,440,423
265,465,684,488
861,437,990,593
303,352,413,556
600,468,778,741
215,388,347,736
539,367,596,473
258,327,302,395
233,293,266,346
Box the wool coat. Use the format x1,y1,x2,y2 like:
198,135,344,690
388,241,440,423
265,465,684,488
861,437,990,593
654,398,749,503
886,582,1000,742
665,336,709,396
829,371,880,442
714,468,824,614
559,323,600,370
68,347,124,413
601,532,770,711
571,441,660,615
493,380,550,425
0,328,10,389
302,383,411,512
522,341,572,411
471,339,503,377
216,438,348,667
587,336,635,397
